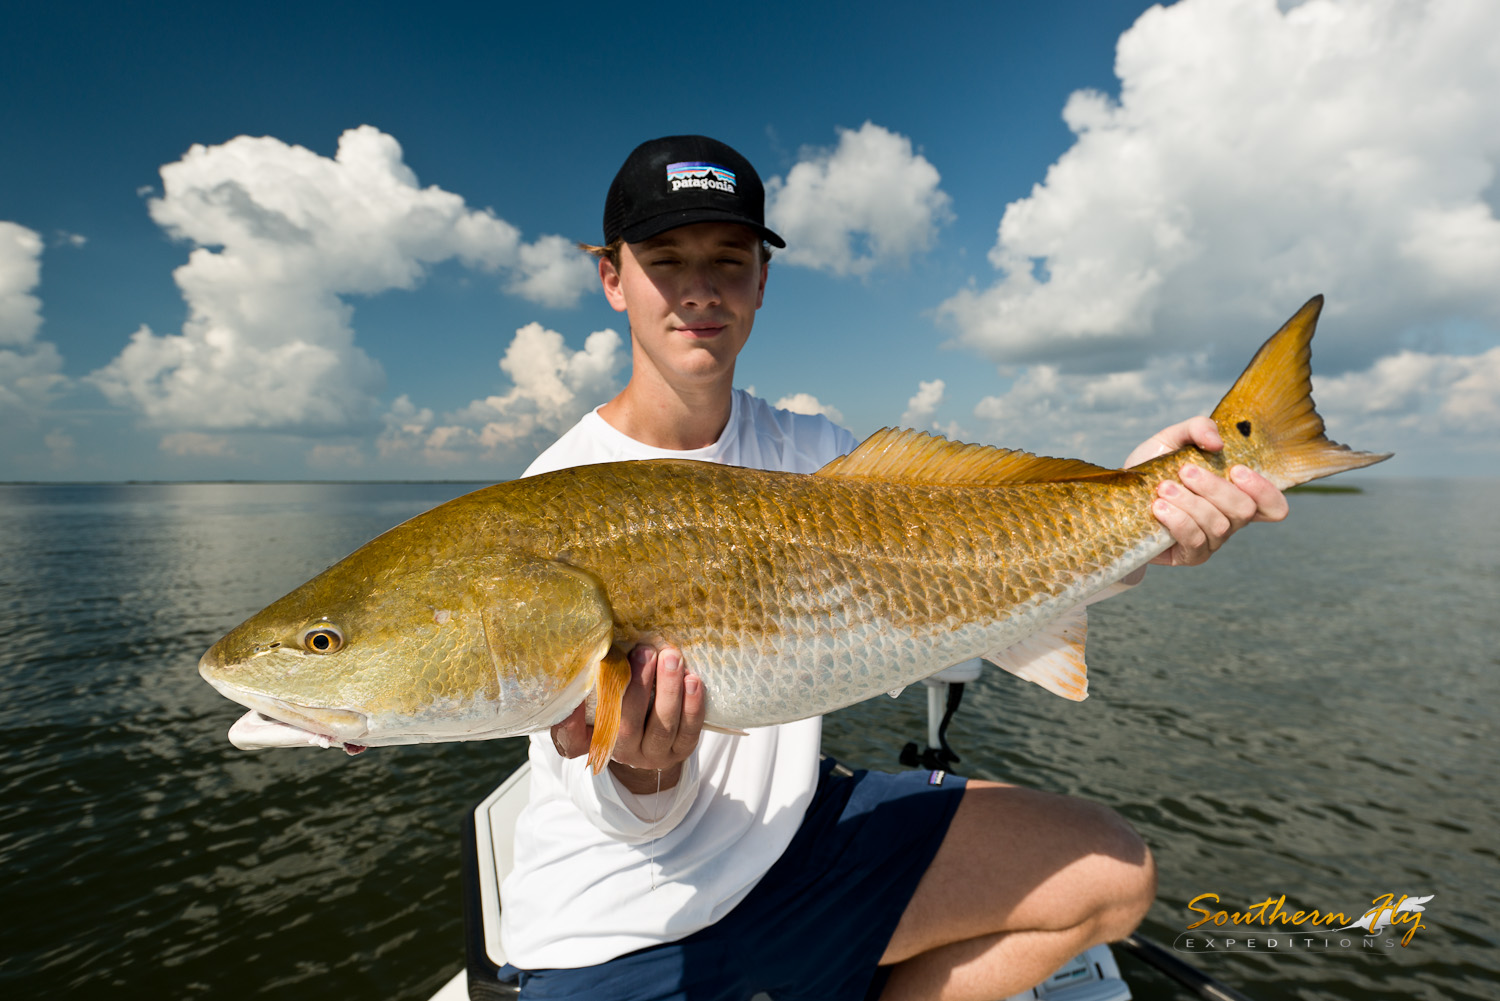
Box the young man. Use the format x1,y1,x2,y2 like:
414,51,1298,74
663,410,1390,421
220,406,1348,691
499,136,1287,1001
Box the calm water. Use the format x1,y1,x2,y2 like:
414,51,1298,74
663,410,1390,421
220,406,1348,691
1,480,1495,1000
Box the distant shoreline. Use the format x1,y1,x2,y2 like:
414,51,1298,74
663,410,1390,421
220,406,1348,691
0,479,500,487
2,477,1490,488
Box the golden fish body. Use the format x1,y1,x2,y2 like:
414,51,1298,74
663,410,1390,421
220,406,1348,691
200,297,1389,768
505,459,1167,724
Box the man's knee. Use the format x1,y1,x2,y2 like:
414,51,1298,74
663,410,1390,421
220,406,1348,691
1080,801,1155,940
962,784,1154,918
1077,797,1149,863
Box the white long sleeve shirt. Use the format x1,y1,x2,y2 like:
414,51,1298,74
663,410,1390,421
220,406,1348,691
499,390,859,970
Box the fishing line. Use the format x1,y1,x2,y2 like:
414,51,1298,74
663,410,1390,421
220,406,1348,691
649,767,662,891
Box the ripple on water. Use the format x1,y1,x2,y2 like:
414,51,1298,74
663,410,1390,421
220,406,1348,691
3,480,1497,1000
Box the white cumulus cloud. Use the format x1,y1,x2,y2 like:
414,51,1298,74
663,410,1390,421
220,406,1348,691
508,234,599,309
0,223,43,348
1315,346,1500,433
938,0,1500,378
306,442,366,471
159,432,236,458
900,379,946,427
378,322,624,470
964,339,1495,472
970,356,1216,464
43,429,75,466
0,221,67,412
767,122,952,276
774,392,845,425
88,126,596,436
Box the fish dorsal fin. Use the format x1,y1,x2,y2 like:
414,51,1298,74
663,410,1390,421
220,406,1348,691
816,428,1124,486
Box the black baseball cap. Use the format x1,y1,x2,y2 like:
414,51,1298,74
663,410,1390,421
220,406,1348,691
603,135,786,248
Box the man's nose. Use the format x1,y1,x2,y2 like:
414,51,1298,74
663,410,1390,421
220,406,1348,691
680,265,720,308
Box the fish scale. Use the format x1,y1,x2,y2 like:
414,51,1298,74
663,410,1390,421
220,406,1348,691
200,296,1390,767
471,463,1165,727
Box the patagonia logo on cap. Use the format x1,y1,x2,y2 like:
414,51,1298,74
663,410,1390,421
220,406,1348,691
604,136,784,246
666,161,737,194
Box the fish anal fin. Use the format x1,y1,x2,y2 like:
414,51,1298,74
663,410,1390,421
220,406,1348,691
817,428,1129,487
701,721,749,737
587,647,632,774
984,606,1091,701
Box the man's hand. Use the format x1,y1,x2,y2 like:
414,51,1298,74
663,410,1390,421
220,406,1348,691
549,644,705,795
1126,416,1289,567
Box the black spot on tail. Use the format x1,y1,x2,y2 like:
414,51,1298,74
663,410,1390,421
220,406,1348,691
1236,420,1252,437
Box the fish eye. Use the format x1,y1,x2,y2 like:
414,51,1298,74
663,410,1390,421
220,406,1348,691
302,625,344,654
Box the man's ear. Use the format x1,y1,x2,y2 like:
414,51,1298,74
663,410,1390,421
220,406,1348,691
600,256,627,313
756,259,768,310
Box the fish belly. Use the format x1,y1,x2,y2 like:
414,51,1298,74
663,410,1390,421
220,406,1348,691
541,466,1171,728
679,528,1168,728
504,462,1170,729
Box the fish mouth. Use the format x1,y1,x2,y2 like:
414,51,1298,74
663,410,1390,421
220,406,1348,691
226,710,368,755
201,670,371,755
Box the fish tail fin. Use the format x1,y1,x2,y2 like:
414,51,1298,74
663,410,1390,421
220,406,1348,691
587,647,632,775
1210,295,1392,489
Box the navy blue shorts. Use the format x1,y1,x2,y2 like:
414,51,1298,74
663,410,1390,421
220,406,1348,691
517,760,967,1001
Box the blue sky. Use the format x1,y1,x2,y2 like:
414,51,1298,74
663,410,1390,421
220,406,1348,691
4,0,1497,481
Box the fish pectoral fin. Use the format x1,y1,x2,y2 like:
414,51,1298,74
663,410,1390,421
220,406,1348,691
587,647,632,775
983,605,1091,701
701,721,750,737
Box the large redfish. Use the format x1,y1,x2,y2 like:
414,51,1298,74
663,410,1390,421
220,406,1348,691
200,296,1389,771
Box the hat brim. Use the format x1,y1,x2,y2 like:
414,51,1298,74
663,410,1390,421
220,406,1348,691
619,207,786,248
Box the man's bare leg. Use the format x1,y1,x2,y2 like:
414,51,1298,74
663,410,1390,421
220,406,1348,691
878,782,1156,1001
